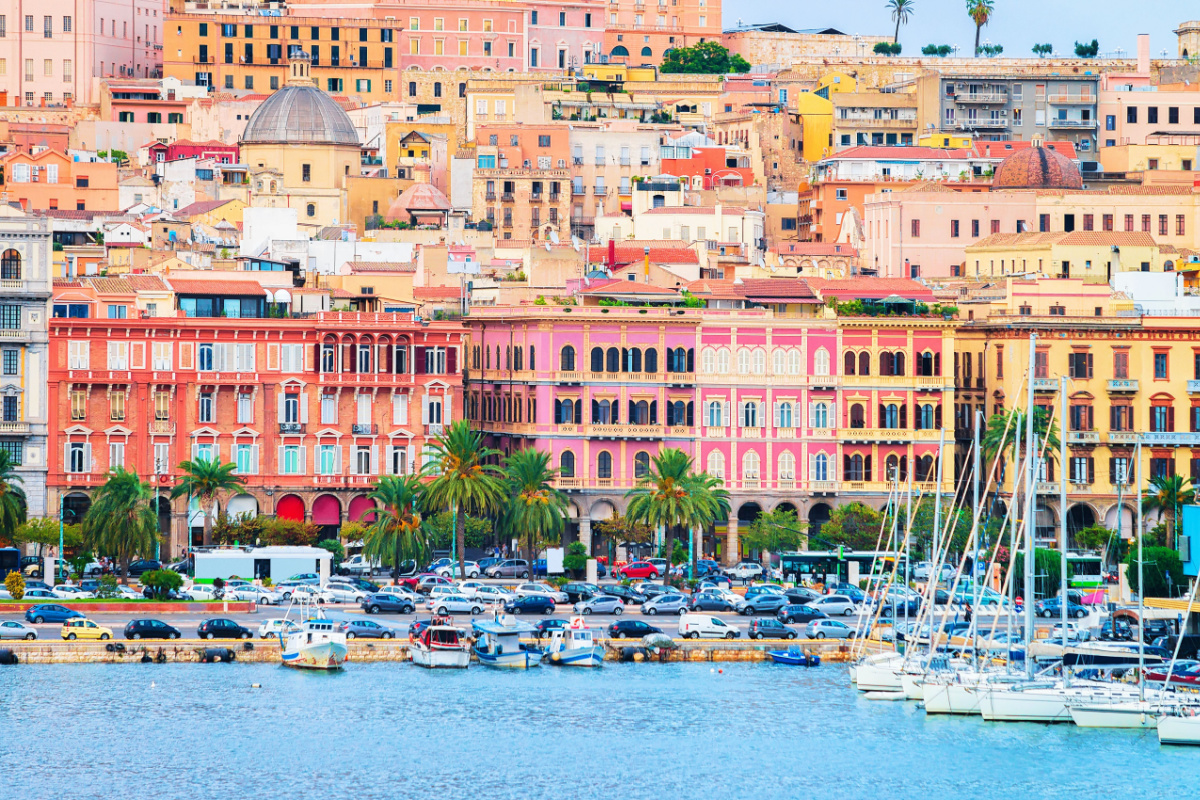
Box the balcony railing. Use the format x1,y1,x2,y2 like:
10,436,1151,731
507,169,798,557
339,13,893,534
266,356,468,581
500,192,515,202
148,420,174,434
1107,379,1138,392
841,427,914,442
1047,94,1095,104
953,92,1009,104
953,118,1009,129
1047,118,1098,129
352,423,378,435
279,422,305,434
1032,377,1058,391
1108,431,1138,444
1188,379,1200,394
1066,431,1100,444
589,424,664,438
0,421,30,433
485,191,497,201
1140,432,1200,446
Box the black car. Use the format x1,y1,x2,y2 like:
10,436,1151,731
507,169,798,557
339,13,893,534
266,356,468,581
344,577,381,594
747,618,797,640
562,582,602,603
504,595,556,615
535,618,567,639
778,604,827,624
1143,618,1173,643
878,599,922,618
197,618,252,640
125,559,162,578
783,587,820,605
689,591,735,612
602,585,646,605
738,594,789,616
637,583,677,600
608,620,663,639
409,619,433,640
1151,634,1200,660
1100,619,1134,642
124,619,181,640
361,592,416,614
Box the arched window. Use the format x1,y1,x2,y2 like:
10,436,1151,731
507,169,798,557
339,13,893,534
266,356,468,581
811,401,828,429
742,451,760,479
788,350,802,375
630,400,650,424
752,349,765,375
666,400,686,426
737,348,751,374
0,249,20,280
859,351,871,376
894,352,906,376
640,46,652,57
306,204,316,217
742,401,758,428
813,348,830,376
513,346,523,371
623,347,642,372
779,451,796,480
885,455,909,482
717,348,730,374
813,453,829,481
778,401,793,428
561,345,576,371
590,347,603,372
846,453,865,481
918,351,935,377
917,455,935,481
644,348,658,373
707,400,723,427
844,351,856,376
556,398,576,424
707,450,725,480
606,347,620,372
529,345,536,371
560,451,575,477
850,403,865,429
597,451,613,478
634,451,650,478
611,45,629,56
883,403,899,428
702,347,715,373
773,349,786,376
918,404,934,430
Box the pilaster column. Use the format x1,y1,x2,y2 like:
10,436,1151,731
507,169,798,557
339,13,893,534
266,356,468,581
725,514,739,566
579,516,592,553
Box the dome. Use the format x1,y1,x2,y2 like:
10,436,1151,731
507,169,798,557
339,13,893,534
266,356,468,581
241,53,359,147
992,142,1082,190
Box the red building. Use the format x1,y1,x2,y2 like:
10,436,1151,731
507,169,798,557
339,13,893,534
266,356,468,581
48,292,464,555
659,145,755,190
148,140,240,165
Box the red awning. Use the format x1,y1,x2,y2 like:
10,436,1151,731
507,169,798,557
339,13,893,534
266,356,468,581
312,494,342,525
621,201,632,212
348,495,376,524
276,495,305,522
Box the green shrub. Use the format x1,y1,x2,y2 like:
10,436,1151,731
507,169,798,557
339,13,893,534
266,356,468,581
262,576,273,588
563,542,588,575
141,569,183,600
5,571,25,600
95,575,119,599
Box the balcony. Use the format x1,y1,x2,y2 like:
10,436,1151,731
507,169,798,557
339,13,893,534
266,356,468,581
1108,431,1137,444
531,192,543,203
953,118,1009,129
589,423,665,438
572,185,587,196
1141,432,1200,446
148,420,174,434
1036,482,1058,494
352,423,378,435
279,423,305,434
0,421,30,434
0,329,30,343
1066,431,1100,445
594,186,609,196
484,191,497,201
1047,118,1098,129
1047,94,1095,104
1187,379,1200,394
916,376,945,390
1032,377,1059,392
500,192,515,202
809,481,838,493
549,191,561,202
425,424,444,436
954,92,1009,104
842,427,912,442
1107,379,1138,392
1070,483,1092,494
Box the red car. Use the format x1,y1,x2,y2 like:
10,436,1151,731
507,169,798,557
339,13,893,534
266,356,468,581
617,561,662,579
401,573,451,592
1146,661,1200,686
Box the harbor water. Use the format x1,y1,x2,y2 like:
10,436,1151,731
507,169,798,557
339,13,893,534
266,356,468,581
1,662,1192,798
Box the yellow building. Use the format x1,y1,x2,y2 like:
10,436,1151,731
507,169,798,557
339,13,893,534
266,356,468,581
1099,144,1200,174
966,231,1167,282
240,53,360,231
917,132,973,149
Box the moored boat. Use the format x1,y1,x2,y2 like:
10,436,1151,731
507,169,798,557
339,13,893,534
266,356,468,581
768,647,820,667
279,616,349,670
1158,709,1200,745
545,616,604,667
472,616,544,669
411,615,471,669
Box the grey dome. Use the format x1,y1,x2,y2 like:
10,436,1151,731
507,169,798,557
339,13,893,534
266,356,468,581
241,84,360,147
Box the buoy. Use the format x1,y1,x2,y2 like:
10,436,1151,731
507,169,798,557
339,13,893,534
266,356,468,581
718,668,723,674
150,681,156,688
251,683,262,688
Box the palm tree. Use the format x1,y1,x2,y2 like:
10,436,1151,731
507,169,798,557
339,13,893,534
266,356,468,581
421,421,508,580
503,449,568,577
981,408,1060,478
681,470,730,579
1142,474,1195,547
82,468,160,582
170,458,245,547
887,0,915,44
966,0,995,56
362,474,428,582
0,450,26,547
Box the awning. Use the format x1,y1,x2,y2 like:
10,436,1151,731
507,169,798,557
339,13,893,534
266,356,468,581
312,494,342,525
227,494,258,521
621,201,632,211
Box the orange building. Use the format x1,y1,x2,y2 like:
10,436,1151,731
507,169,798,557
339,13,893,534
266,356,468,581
602,0,720,65
0,151,120,212
473,122,571,240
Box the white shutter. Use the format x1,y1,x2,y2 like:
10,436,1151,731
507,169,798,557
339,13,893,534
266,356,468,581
191,443,200,462
277,446,286,474
773,402,781,428
64,443,71,472
251,445,260,474
335,445,342,474
406,444,414,472
829,457,836,481
276,391,285,422
298,446,306,474
758,402,767,428
723,401,731,428
808,454,815,482
399,395,408,424
299,392,309,423
84,444,93,472
443,395,451,425
370,445,379,475
421,396,430,425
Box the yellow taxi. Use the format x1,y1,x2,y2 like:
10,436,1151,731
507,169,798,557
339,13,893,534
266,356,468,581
61,618,114,641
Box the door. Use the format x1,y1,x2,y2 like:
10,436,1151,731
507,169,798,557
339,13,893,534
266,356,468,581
254,559,270,580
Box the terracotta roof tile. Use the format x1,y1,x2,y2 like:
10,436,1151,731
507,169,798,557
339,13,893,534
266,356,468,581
413,286,461,300
346,261,417,273
166,277,267,296
804,277,936,301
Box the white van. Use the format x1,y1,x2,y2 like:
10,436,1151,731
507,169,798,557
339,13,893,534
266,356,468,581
678,613,741,640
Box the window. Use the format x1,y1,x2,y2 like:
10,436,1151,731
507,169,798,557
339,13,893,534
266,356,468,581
811,402,829,429
1067,352,1093,379
302,163,311,182
235,444,256,475
68,341,89,370
70,390,85,421
154,391,170,421
634,451,650,478
1113,351,1128,379
152,342,171,370
741,401,758,428
67,442,86,473
1,350,16,376
910,219,920,238
111,439,129,469
0,306,19,329
282,445,302,475
1070,456,1094,485
237,393,253,424
1155,352,1169,379
1151,405,1174,433
707,451,725,480
777,401,793,428
198,392,214,423
318,444,338,475
597,451,612,479
707,400,724,427
107,342,129,370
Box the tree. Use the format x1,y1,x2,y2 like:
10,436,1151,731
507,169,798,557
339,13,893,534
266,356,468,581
593,513,654,556
141,569,183,599
0,450,26,547
82,468,161,583
423,512,491,550
873,42,903,56
982,408,1061,478
819,502,885,551
420,421,508,580
1074,39,1099,58
893,498,973,561
886,0,915,44
1032,43,1053,57
170,458,245,547
563,542,588,577
922,44,952,57
966,0,995,56
502,449,568,577
1141,474,1194,547
741,508,807,567
362,474,429,583
978,43,1004,57
1012,547,1063,600
659,42,750,75
212,515,317,547
12,517,81,554
1074,523,1114,553
1126,546,1185,598
316,538,345,566
4,571,24,601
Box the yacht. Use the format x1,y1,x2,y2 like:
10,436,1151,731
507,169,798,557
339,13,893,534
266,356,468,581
277,598,348,670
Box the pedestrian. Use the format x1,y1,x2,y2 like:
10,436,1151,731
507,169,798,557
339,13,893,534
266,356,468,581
965,603,973,624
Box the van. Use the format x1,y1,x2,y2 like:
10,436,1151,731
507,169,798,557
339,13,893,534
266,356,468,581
678,613,741,640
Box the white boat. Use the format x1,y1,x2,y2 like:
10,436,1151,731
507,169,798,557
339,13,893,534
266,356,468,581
1069,700,1161,729
411,616,470,669
1158,710,1200,745
544,617,604,667
472,616,544,669
922,670,1023,715
850,645,904,685
979,681,1142,723
277,597,348,670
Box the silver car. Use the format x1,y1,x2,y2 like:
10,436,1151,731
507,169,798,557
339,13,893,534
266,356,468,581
322,583,367,604
574,595,625,615
229,585,283,605
809,594,860,618
805,619,859,640
641,593,690,616
426,594,484,615
0,620,37,640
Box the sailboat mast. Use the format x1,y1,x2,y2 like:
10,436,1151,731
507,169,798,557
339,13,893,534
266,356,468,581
971,408,982,670
1137,437,1145,702
1059,375,1069,688
1024,332,1037,679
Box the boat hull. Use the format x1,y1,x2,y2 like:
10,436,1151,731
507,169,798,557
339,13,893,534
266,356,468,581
856,663,903,693
411,645,471,669
281,641,348,671
900,673,926,700
1158,715,1200,745
546,645,604,667
473,646,544,669
1069,703,1159,729
980,688,1071,723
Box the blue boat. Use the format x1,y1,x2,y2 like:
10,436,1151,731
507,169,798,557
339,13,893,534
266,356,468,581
471,616,544,669
544,617,605,667
768,647,821,667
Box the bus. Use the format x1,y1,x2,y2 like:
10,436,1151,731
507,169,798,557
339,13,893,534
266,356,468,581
0,547,18,582
780,550,903,587
1065,552,1105,589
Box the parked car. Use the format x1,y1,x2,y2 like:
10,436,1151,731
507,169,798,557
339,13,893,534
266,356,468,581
181,584,222,601
434,561,481,579
535,618,568,639
608,620,664,639
783,587,821,605
1146,660,1200,687
1035,597,1089,619
1150,634,1200,660
646,558,670,576
642,593,690,616
124,619,181,640
824,584,868,603
1100,619,1134,642
24,604,84,624
341,577,382,594
678,613,740,640
698,575,733,590
485,559,532,579
504,595,556,616
339,619,396,639
123,559,162,578
805,619,860,640
809,595,861,618
21,589,61,601
0,620,37,640
61,618,113,640
257,619,302,639
637,582,676,600
616,561,663,580
1142,618,1173,643
737,594,790,616
748,618,797,640
412,575,454,594
562,582,602,603
729,562,765,581
471,585,517,605
778,604,828,624
52,585,95,600
322,582,368,604
514,583,567,604
197,618,253,640
228,585,284,605
601,585,646,605
361,592,417,614
23,559,70,580
425,585,462,606
426,594,484,615
281,584,334,604
574,595,625,615
743,585,785,601
689,591,737,612
476,557,503,573
1050,621,1092,642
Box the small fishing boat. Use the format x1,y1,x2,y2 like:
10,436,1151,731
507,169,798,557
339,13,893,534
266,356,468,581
411,615,470,669
472,616,543,669
544,616,604,667
278,596,348,671
768,647,820,667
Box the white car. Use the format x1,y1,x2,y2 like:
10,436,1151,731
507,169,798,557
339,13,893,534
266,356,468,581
21,588,58,601
322,582,367,603
280,584,333,604
426,594,484,615
182,584,222,601
515,583,568,604
115,585,144,600
229,585,283,605
82,561,105,577
1051,621,1092,642
425,585,461,605
455,581,489,598
729,562,765,580
257,618,303,639
381,585,421,603
434,561,481,579
52,585,95,599
472,585,516,604
678,613,741,639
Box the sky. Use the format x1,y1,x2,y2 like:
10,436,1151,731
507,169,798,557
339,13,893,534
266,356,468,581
723,0,1198,59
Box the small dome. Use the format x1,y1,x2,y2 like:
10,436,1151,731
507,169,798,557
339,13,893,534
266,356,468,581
241,53,359,147
992,143,1082,190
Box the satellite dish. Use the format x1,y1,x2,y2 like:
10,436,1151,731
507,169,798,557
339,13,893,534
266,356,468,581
549,230,560,244
571,236,582,248
544,242,552,252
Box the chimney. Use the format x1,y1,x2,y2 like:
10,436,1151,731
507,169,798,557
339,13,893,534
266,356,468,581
1137,33,1150,75
607,239,616,268
643,246,650,283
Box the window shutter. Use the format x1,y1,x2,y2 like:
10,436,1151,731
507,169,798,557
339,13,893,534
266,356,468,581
665,402,674,427
335,445,342,474
447,347,457,374
251,445,260,474
900,404,908,429
757,402,766,428
276,391,285,422
935,405,942,429
300,391,309,423
1088,457,1095,484
414,346,426,374
1108,458,1116,484
444,395,452,425
575,401,582,425
421,396,430,425
1086,352,1094,377
297,446,306,474
723,401,730,427
406,444,414,472
773,402,781,428
1087,406,1094,431
878,404,886,427
84,444,93,472
191,443,199,462
370,445,379,475
1170,406,1176,432
808,454,815,481
64,443,71,471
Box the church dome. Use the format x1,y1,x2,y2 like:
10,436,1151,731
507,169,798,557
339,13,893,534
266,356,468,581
241,52,360,147
992,142,1083,190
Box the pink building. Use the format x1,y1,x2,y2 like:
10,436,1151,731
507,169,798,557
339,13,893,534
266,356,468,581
0,0,164,107
148,139,240,164
527,0,605,70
